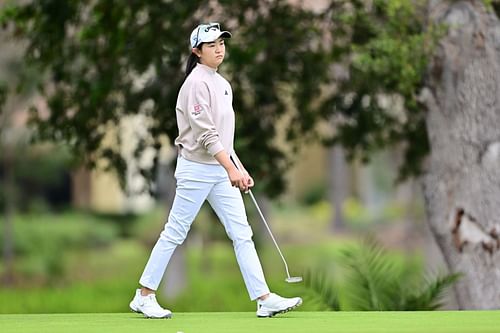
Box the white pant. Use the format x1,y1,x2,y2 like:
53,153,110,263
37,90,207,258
139,156,270,300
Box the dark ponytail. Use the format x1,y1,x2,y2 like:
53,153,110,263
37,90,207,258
185,47,201,79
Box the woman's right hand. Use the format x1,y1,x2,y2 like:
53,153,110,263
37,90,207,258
228,167,248,192
213,151,249,192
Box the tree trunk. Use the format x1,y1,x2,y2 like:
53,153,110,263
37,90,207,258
1,83,15,286
328,145,347,232
252,193,271,247
159,154,188,299
421,0,500,309
2,145,15,286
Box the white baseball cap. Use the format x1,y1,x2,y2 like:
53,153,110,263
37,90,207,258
190,23,232,48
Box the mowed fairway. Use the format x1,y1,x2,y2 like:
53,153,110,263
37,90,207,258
1,311,499,333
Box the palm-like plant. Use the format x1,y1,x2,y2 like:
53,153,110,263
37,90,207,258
402,274,461,310
304,238,460,311
303,268,341,311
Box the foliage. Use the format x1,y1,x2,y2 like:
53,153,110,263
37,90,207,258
0,212,119,282
402,273,462,311
0,280,135,314
303,268,340,311
342,198,409,229
0,144,74,211
306,238,460,311
0,0,453,197
0,0,330,198
2,0,498,201
299,182,329,206
343,197,373,227
318,0,444,180
485,0,500,16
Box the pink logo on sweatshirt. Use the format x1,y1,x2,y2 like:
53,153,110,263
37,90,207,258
192,104,202,116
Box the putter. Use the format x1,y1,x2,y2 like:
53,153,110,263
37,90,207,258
230,156,302,283
247,189,303,284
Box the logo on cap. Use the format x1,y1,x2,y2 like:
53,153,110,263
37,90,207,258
190,23,232,48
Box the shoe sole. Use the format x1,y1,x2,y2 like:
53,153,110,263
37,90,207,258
130,306,172,319
257,299,303,318
144,313,172,319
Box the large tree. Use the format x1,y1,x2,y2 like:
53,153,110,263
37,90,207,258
420,0,500,309
319,0,500,309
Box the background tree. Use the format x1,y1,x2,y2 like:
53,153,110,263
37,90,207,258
1,23,53,284
318,0,435,179
0,0,330,197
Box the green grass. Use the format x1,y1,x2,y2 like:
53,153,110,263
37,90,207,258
1,311,499,333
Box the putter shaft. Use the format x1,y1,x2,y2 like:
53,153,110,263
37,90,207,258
229,155,299,282
247,189,292,279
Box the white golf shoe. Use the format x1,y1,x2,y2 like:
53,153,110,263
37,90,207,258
256,293,302,317
129,289,172,319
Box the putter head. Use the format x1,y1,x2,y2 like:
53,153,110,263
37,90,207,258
286,276,303,283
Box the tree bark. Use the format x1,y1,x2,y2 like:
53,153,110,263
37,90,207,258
2,145,15,286
328,145,347,232
0,81,15,286
421,0,500,309
159,155,187,300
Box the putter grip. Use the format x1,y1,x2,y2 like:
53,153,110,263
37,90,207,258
229,155,249,191
229,155,239,170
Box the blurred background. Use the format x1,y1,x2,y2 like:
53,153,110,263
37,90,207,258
3,0,499,313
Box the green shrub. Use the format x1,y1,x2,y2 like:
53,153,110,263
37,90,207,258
343,198,373,227
300,183,329,206
0,144,74,212
304,238,460,311
0,211,119,281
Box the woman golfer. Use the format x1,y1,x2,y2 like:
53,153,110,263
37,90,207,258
129,23,302,318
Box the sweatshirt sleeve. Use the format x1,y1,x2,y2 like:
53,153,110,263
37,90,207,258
186,80,225,156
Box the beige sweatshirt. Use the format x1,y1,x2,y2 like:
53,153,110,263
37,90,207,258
174,63,235,164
